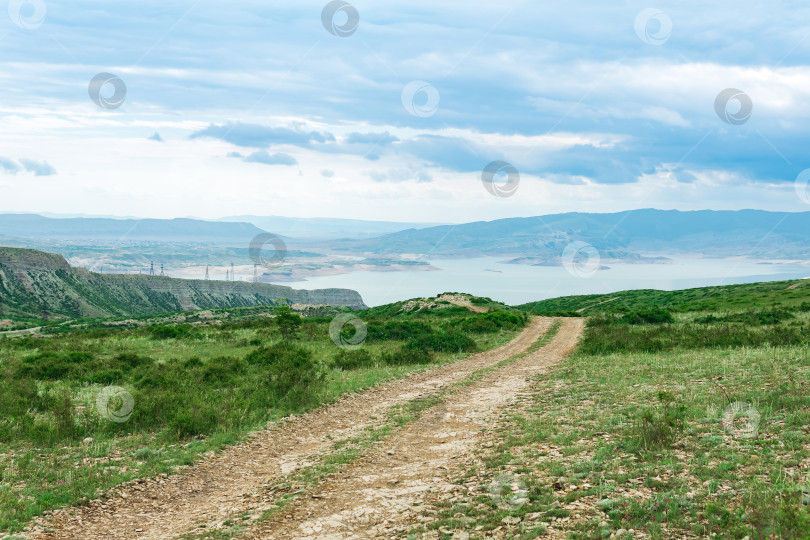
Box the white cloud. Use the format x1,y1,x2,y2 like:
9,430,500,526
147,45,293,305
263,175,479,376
0,0,808,221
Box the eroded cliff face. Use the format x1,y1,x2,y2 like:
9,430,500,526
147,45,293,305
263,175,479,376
0,247,366,319
0,247,72,272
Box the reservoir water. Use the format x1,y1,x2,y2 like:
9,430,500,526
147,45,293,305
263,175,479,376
281,257,810,307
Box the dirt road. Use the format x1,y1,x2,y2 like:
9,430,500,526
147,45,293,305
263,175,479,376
247,317,584,539
30,317,577,540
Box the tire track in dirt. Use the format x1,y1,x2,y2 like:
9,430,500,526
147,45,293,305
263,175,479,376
29,317,554,540
245,318,585,539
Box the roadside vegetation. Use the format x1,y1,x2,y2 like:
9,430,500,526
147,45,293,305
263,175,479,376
6,278,810,538
0,295,525,533
409,280,810,539
519,278,810,315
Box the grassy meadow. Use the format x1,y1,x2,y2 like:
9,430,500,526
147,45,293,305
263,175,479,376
3,278,810,538
0,297,527,533
410,281,810,539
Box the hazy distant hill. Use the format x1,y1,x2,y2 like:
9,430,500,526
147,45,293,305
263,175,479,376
332,209,810,261
4,210,810,274
0,247,366,319
221,215,445,240
0,214,265,242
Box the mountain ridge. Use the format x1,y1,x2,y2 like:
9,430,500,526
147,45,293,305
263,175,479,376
220,214,446,240
329,209,810,260
0,247,366,320
0,214,266,242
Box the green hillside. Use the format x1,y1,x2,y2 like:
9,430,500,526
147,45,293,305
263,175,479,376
0,247,365,321
517,278,810,315
2,279,810,536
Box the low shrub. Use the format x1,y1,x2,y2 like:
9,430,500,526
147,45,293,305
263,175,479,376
529,310,582,317
381,346,433,366
221,317,275,331
695,308,795,326
149,324,195,340
182,356,204,369
744,490,810,538
87,368,124,384
456,311,527,333
588,307,674,327
137,363,177,388
246,343,326,404
621,307,675,325
366,320,434,341
51,391,77,441
625,391,686,452
201,356,247,385
16,351,93,380
275,306,302,341
582,321,810,355
333,349,376,370
0,374,44,443
405,331,477,353
113,352,153,369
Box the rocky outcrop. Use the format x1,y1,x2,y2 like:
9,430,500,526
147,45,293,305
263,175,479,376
0,247,366,319
0,247,71,272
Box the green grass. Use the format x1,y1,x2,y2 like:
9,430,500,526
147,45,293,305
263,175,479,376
410,303,810,539
0,303,526,533
178,322,561,540
8,280,810,537
580,311,810,355
518,278,810,315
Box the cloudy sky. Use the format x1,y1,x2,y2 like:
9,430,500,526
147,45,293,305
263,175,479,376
1,0,809,223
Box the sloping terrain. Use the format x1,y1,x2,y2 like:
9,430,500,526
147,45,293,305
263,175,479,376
331,209,810,260
519,277,810,314
248,318,583,539
26,317,576,539
0,247,366,319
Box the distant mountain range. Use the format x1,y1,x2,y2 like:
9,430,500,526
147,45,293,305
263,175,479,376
0,214,264,242
1,211,809,279
0,213,444,276
0,213,442,244
330,209,810,262
219,215,445,240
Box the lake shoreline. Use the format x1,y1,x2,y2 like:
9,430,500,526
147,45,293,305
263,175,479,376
276,256,810,307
